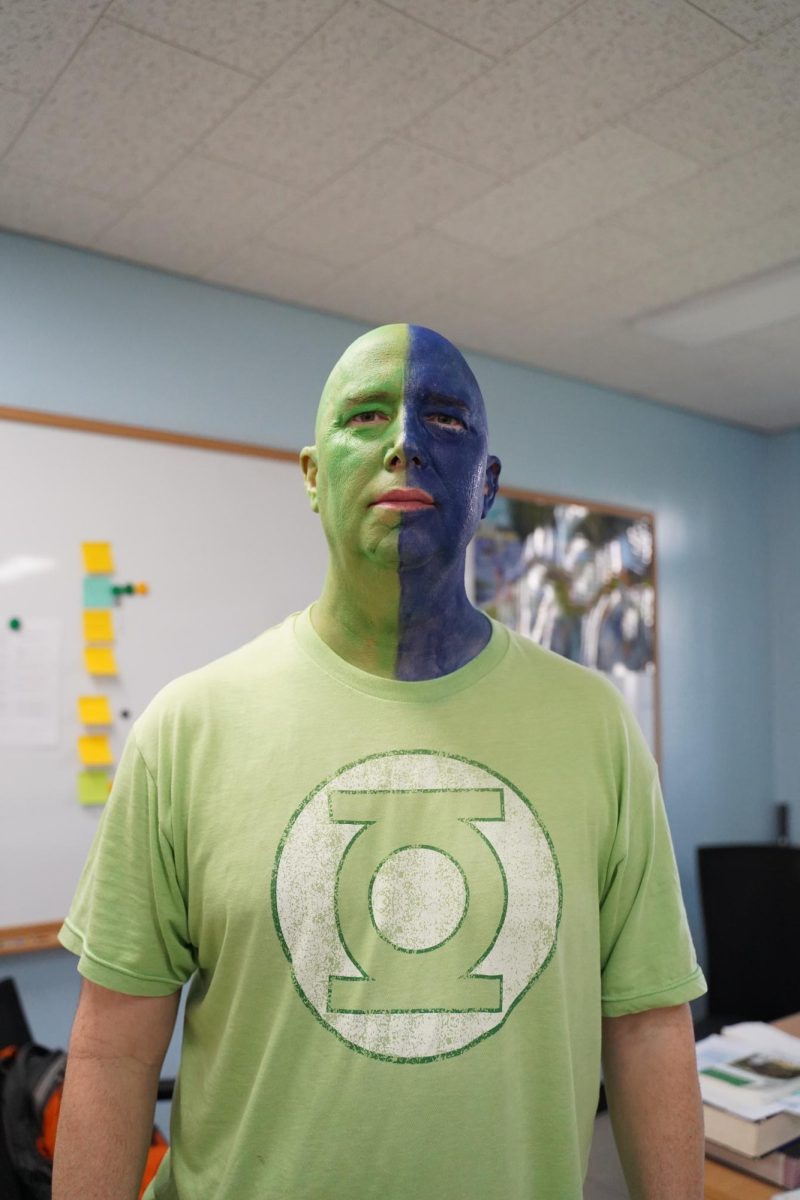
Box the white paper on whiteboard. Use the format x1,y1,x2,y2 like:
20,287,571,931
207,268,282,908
0,618,61,746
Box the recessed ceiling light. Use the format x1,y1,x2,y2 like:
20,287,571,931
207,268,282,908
632,259,800,346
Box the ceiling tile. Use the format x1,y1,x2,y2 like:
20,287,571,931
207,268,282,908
609,137,800,256
690,0,800,42
598,205,800,316
0,164,121,244
0,87,33,155
312,231,508,321
259,139,495,268
201,0,490,191
381,0,585,59
92,155,302,277
494,291,636,343
624,15,800,164
2,20,254,202
483,206,800,362
461,221,666,317
0,0,106,97
107,0,345,77
404,0,743,177
404,294,565,364
203,238,337,307
739,313,800,359
525,325,786,424
435,125,697,258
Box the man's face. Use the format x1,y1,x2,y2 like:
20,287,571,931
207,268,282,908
305,324,500,572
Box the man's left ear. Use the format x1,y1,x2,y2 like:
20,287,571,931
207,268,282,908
481,456,501,519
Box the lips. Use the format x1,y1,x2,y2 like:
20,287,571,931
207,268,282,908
370,488,435,510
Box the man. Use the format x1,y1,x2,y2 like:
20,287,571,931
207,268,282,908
54,324,706,1199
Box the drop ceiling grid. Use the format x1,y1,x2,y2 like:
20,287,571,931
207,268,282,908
0,19,257,202
690,0,800,42
92,155,306,278
0,0,110,98
104,0,350,78
0,0,797,429
401,0,746,178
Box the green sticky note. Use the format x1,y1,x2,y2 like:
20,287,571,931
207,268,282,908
77,771,111,806
83,577,115,609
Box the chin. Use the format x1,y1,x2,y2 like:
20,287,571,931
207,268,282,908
397,540,453,573
363,532,401,568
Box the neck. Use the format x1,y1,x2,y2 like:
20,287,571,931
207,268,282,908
312,553,491,680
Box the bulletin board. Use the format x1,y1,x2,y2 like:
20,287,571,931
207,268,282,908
0,409,328,952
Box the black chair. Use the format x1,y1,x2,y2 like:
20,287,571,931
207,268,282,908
0,978,32,1200
0,979,32,1049
697,844,800,1035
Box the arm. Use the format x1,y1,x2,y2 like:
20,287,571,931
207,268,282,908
52,979,180,1200
601,1002,704,1200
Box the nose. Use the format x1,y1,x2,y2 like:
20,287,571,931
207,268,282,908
383,412,425,472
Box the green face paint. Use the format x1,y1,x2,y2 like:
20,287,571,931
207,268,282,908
304,325,410,675
314,324,410,567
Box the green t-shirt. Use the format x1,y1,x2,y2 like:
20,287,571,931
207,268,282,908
60,608,705,1199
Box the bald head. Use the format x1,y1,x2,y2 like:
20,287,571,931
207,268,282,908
315,324,487,440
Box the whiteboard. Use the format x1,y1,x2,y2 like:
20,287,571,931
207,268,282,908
0,418,327,931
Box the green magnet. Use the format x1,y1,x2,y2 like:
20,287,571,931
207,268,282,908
8,617,22,631
112,583,135,596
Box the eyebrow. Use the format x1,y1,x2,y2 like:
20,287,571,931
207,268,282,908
425,393,471,411
339,391,395,410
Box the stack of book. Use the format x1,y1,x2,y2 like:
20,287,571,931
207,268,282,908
697,1022,800,1190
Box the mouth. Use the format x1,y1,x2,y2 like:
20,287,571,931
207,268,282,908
370,488,436,511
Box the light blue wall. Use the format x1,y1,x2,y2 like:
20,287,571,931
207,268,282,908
0,231,789,1045
767,430,800,822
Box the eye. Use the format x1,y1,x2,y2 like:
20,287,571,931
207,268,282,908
427,412,467,430
347,410,390,426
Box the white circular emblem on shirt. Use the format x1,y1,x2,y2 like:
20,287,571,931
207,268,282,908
272,751,561,1063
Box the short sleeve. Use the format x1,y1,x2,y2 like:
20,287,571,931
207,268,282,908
58,727,196,996
599,705,706,1017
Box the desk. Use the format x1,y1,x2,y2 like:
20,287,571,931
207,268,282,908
703,1013,800,1199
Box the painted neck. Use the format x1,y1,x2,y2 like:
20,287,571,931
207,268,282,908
312,553,491,681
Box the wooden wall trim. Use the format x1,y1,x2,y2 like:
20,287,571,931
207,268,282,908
0,406,298,463
498,482,654,523
0,921,62,956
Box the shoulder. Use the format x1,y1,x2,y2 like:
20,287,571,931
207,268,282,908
503,624,624,708
132,612,297,751
501,625,654,770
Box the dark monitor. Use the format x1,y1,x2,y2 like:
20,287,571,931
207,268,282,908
698,844,800,1023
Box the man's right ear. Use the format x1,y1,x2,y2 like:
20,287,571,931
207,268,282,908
300,446,319,513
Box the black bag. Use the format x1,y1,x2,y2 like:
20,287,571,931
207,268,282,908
0,1043,66,1200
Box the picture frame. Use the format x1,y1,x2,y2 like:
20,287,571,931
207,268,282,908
469,486,660,762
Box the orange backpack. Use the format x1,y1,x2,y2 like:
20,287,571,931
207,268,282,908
0,1042,168,1199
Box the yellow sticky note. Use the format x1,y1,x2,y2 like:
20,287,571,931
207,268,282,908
77,771,112,806
78,734,113,767
82,541,114,574
77,695,113,726
83,610,114,643
84,646,117,676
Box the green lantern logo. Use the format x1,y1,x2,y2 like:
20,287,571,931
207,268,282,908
272,751,561,1063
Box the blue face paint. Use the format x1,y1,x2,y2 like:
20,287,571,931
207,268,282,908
395,326,501,680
